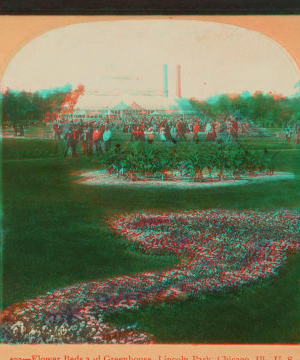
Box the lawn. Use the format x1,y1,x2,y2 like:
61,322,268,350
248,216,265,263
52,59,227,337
1,137,300,343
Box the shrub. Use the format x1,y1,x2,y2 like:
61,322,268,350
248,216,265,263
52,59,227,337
101,141,278,181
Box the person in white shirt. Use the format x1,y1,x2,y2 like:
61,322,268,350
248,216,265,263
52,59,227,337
159,126,166,141
205,122,212,134
170,125,177,141
103,125,112,151
146,127,154,144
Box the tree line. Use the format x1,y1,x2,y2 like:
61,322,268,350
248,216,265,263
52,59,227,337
2,87,300,130
189,92,300,128
1,85,72,130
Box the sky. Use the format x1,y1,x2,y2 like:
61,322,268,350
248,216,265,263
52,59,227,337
1,19,300,100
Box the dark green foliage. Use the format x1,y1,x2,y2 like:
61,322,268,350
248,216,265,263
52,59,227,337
97,141,278,180
189,93,300,128
2,88,70,128
2,138,300,343
2,139,65,159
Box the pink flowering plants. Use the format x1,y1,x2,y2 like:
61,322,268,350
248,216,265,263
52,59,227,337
1,209,299,344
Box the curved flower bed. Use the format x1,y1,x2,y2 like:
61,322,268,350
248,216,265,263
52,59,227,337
79,169,294,188
1,210,300,344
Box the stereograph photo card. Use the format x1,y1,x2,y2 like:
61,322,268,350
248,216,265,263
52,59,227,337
0,7,299,360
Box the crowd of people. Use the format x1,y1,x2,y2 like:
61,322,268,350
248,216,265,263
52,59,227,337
51,112,259,157
52,121,113,157
112,112,251,143
4,111,300,157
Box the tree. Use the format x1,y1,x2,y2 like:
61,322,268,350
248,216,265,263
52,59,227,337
2,86,71,130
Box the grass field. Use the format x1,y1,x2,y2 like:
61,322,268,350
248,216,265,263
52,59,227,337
2,137,300,343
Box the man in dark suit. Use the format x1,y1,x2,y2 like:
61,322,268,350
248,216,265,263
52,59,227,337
86,123,94,156
64,126,79,158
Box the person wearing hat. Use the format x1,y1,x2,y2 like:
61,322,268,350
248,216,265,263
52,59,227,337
176,121,185,141
128,122,134,140
164,121,172,142
205,121,212,141
58,121,64,140
170,124,177,144
147,126,154,144
140,123,145,141
193,120,200,141
114,143,121,153
159,126,166,141
285,124,293,144
98,123,105,152
52,121,58,139
81,125,88,155
87,122,94,155
132,124,140,141
93,126,101,154
64,126,78,158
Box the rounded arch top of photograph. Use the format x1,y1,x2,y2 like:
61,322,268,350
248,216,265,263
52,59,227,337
2,19,300,100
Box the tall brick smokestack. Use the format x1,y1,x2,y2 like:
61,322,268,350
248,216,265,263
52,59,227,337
176,65,181,98
163,64,168,98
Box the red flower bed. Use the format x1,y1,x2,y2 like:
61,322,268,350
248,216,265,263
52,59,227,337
1,210,299,344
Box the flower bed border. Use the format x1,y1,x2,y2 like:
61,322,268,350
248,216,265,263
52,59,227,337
77,170,295,188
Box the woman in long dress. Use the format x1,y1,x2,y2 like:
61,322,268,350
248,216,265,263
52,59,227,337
146,127,155,144
159,126,166,141
205,121,212,140
170,125,177,143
